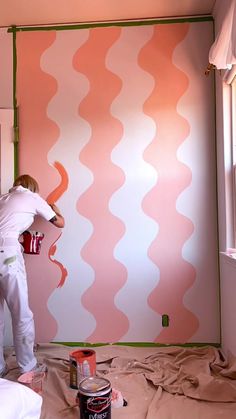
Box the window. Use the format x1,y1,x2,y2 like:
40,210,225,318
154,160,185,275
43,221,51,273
215,65,236,260
232,77,236,249
223,68,236,258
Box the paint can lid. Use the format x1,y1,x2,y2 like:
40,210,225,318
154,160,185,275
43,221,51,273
78,376,111,395
70,349,95,360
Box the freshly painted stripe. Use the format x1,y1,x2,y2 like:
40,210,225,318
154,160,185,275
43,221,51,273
76,27,130,342
140,23,199,343
16,30,63,341
46,161,69,204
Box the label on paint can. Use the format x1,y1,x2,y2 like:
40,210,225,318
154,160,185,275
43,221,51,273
69,349,96,389
78,376,111,419
21,230,44,254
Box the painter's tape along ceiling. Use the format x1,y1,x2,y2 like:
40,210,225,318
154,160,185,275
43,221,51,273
1,0,216,27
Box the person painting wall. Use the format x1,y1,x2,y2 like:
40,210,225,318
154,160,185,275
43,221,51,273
0,174,64,377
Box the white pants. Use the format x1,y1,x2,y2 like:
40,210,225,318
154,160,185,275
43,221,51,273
0,239,37,373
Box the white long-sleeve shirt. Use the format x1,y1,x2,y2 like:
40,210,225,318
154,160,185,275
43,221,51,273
0,186,56,238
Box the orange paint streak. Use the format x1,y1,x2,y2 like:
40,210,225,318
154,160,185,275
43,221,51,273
74,27,129,342
49,240,68,288
47,161,68,287
46,161,69,204
140,24,199,343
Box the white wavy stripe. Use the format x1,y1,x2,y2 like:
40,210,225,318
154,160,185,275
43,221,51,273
40,30,96,341
107,26,162,341
174,23,220,342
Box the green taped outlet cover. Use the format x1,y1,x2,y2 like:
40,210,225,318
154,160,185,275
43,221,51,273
162,314,169,327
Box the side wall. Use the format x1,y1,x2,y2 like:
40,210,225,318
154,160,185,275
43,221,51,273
214,0,236,356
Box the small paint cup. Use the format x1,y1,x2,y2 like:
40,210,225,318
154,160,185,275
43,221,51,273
18,371,45,394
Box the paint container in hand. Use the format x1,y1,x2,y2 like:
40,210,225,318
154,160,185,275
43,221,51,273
21,230,44,254
78,376,111,419
69,349,96,389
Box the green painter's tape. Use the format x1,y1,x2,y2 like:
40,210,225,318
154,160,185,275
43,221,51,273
13,126,19,143
7,16,213,33
12,26,19,179
14,141,18,180
53,342,221,348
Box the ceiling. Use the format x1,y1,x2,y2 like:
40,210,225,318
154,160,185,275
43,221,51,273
1,0,216,27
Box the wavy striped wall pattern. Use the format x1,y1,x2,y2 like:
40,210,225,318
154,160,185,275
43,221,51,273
16,21,219,343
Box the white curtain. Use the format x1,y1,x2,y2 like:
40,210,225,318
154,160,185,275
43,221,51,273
209,0,236,70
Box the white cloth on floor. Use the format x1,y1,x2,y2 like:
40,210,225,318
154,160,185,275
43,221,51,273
0,377,42,419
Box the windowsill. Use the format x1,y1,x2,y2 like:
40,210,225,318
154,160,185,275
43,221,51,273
220,251,236,267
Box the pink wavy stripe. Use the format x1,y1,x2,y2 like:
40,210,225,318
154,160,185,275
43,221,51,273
74,27,129,342
140,24,199,343
17,32,62,341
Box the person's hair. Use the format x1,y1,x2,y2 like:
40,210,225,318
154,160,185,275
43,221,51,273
13,174,39,193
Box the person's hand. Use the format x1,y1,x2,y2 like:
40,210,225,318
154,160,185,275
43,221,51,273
50,203,61,216
49,203,65,228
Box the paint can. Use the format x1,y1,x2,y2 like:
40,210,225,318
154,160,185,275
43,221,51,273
69,349,96,389
21,230,44,254
78,376,111,419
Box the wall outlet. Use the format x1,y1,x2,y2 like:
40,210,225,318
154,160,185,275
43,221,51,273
162,314,169,327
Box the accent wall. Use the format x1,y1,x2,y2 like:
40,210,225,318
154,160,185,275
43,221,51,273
15,20,219,343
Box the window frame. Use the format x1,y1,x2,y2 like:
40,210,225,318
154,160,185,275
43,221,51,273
221,67,236,258
231,78,236,248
